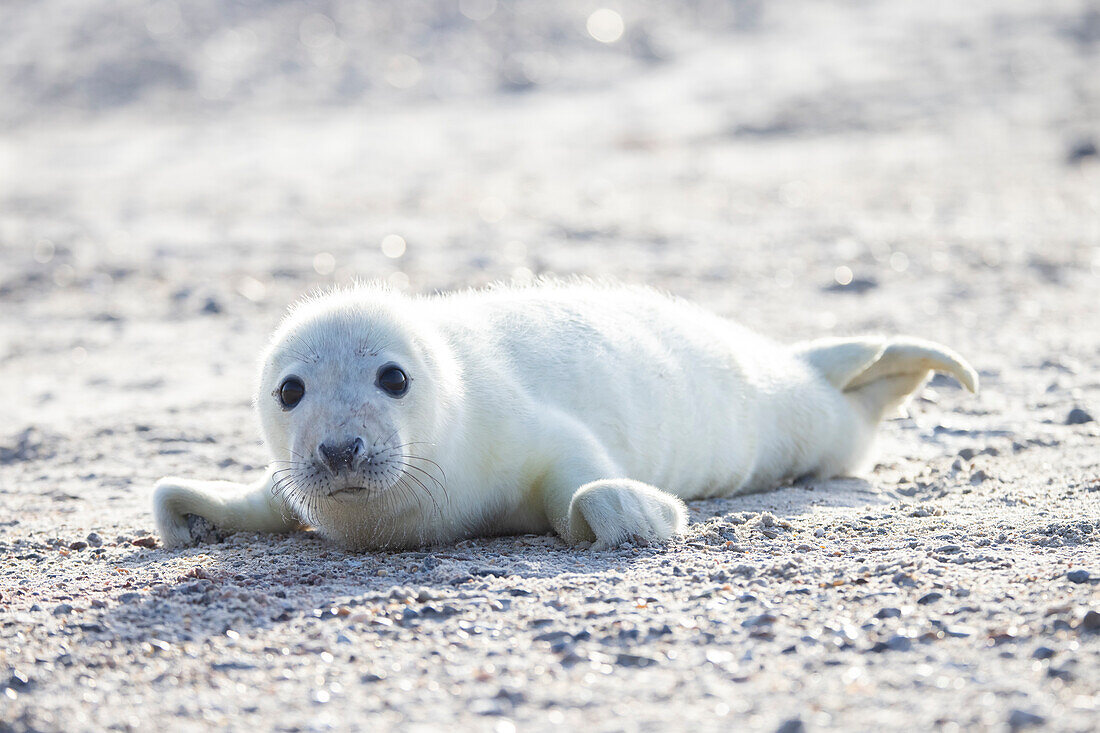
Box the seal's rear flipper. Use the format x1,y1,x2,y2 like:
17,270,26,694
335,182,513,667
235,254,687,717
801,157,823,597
796,336,978,421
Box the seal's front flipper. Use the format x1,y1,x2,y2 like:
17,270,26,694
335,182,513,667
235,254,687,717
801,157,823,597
538,421,688,549
566,479,687,550
796,336,978,421
153,469,300,547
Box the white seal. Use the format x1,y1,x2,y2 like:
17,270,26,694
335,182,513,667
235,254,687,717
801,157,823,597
154,282,978,550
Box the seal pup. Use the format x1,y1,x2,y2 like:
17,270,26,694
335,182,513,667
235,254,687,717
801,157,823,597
154,282,978,550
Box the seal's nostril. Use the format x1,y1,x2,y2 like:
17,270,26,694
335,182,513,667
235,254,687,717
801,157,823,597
318,442,336,473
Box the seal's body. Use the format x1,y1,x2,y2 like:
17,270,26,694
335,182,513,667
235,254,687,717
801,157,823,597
154,283,977,550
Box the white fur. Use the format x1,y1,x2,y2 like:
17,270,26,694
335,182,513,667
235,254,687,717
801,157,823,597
153,282,977,550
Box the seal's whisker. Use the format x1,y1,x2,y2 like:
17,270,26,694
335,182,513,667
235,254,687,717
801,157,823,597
393,459,444,487
395,477,422,515
270,475,301,515
409,481,426,518
287,332,321,363
394,461,447,505
270,466,305,480
380,483,401,538
376,429,401,451
396,453,448,483
286,448,312,463
398,470,441,519
276,346,314,365
397,462,449,510
268,473,298,524
305,483,321,526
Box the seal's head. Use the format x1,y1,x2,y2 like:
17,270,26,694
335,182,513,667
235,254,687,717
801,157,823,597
254,287,458,546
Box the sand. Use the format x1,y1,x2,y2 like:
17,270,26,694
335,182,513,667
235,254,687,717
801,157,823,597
1,1,1099,730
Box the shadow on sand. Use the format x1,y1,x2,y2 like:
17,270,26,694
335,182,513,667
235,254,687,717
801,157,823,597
94,476,897,644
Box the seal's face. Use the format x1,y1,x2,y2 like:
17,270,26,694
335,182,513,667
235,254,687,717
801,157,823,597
254,296,447,532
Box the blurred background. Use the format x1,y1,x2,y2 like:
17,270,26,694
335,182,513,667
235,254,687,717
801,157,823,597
1,0,1098,430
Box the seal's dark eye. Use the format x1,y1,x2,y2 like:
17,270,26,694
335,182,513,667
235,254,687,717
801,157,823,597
278,376,305,409
377,365,408,397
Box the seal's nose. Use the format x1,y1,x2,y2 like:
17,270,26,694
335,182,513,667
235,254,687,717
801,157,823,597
317,437,365,474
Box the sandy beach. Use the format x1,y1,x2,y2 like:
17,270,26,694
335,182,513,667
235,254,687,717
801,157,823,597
2,1,1099,730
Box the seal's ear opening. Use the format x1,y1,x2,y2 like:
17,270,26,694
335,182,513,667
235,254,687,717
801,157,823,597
796,336,978,421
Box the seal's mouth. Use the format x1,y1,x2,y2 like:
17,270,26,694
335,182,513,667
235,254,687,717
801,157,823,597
328,485,369,497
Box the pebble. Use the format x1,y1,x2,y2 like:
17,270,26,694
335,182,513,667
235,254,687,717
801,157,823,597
69,541,87,551
1007,709,1045,729
943,625,974,638
52,603,73,616
472,567,508,578
1066,137,1099,164
1066,407,1094,425
917,592,943,605
1031,646,1056,660
6,671,31,690
615,653,658,668
494,686,526,704
1047,664,1075,681
875,607,902,619
825,276,878,294
118,592,142,604
534,630,572,644
421,604,461,619
706,649,734,664
775,719,805,733
1066,569,1090,584
871,633,906,651
1081,610,1100,631
389,587,414,601
741,613,778,628
85,532,103,547
886,634,912,651
892,573,917,587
